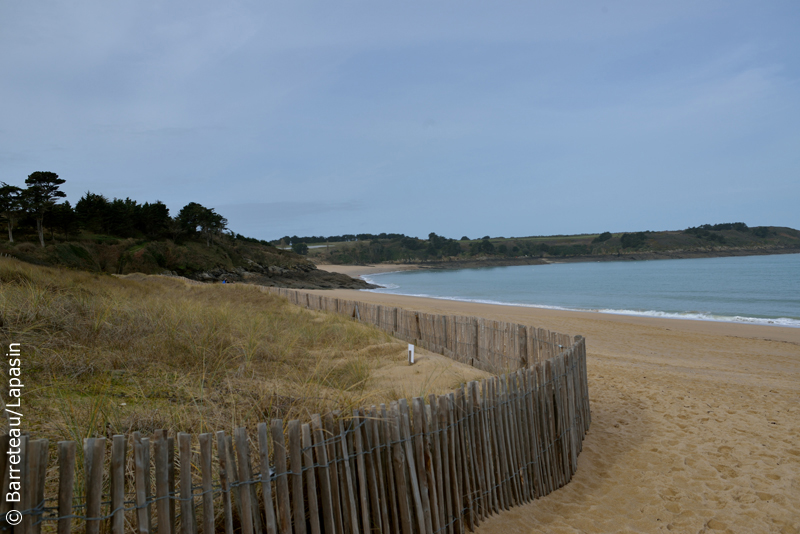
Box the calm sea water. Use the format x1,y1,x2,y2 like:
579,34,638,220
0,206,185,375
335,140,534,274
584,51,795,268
362,254,800,327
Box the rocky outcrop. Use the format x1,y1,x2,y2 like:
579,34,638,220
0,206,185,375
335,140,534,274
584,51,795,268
188,260,378,289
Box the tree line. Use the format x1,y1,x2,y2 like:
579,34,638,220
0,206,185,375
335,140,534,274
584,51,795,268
0,172,229,247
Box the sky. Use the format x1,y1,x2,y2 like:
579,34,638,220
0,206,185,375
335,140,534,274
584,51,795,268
1,1,798,241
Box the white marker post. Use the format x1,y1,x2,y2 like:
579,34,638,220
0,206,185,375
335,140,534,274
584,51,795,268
408,344,415,365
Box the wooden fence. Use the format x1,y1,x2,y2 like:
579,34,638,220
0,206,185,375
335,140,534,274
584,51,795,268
266,289,576,374
5,289,591,534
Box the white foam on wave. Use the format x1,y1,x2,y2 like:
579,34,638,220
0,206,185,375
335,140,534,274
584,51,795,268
360,273,401,290
360,286,800,328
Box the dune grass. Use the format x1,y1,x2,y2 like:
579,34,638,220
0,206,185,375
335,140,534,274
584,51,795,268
0,258,414,444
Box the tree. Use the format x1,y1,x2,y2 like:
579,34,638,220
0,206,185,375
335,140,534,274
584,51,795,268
75,191,111,234
292,242,309,255
177,202,227,246
49,201,78,240
592,231,612,244
0,183,25,243
137,201,171,239
25,171,66,247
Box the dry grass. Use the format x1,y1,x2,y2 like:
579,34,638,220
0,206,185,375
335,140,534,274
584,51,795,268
0,258,425,443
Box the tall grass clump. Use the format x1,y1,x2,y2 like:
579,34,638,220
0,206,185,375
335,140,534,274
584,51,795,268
0,258,405,442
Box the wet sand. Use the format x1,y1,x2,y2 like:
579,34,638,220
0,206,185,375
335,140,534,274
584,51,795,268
305,287,800,533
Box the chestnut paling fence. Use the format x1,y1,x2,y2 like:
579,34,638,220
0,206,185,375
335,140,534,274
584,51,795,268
5,288,590,534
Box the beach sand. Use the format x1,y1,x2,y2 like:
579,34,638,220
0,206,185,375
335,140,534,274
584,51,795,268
305,285,800,533
314,263,423,278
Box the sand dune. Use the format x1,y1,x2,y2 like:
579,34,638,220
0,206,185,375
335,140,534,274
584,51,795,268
308,288,800,534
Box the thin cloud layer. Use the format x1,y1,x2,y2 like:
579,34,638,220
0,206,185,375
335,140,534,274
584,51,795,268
1,1,798,239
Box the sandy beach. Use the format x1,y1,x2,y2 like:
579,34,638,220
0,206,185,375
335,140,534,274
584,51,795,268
306,279,800,533
314,263,424,278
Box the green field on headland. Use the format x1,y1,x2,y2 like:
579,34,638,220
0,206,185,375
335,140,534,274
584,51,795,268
286,223,800,266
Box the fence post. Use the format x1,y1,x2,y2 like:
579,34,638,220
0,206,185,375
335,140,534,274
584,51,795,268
215,432,234,534
270,420,292,534
198,433,216,534
111,435,126,534
302,424,321,534
57,441,76,534
84,437,106,534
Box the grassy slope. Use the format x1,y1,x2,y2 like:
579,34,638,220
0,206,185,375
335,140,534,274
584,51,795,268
0,258,472,444
0,233,311,276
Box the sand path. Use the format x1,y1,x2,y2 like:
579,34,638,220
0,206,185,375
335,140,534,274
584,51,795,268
305,287,800,533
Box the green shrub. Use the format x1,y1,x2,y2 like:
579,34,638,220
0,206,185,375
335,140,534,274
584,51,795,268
621,232,648,249
592,232,612,244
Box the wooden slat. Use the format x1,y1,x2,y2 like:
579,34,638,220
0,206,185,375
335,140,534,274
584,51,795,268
225,434,245,531
381,404,401,534
339,418,360,534
513,373,531,502
517,372,533,501
446,394,463,534
234,428,255,534
168,436,177,534
412,397,435,534
359,408,383,534
302,424,322,534
389,403,413,534
85,437,106,534
215,432,235,534
58,441,76,534
479,380,497,514
369,406,391,534
454,389,472,531
154,432,171,534
178,434,197,534
468,382,486,521
310,416,335,534
506,376,523,503
351,411,371,534
436,395,453,534
502,377,521,505
111,435,127,534
398,399,426,534
198,434,216,534
271,420,292,534
489,379,507,511
133,434,150,534
288,420,306,534
29,439,48,534
323,413,344,534
427,395,445,533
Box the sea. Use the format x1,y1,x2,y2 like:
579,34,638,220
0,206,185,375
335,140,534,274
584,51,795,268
361,253,800,328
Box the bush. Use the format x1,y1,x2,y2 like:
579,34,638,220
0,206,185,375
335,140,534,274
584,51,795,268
14,242,37,253
620,232,648,249
753,227,772,238
592,231,612,244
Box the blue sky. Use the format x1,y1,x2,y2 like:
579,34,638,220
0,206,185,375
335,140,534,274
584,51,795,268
1,1,798,241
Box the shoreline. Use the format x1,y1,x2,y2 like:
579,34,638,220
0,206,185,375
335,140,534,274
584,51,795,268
318,261,800,330
297,288,800,532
